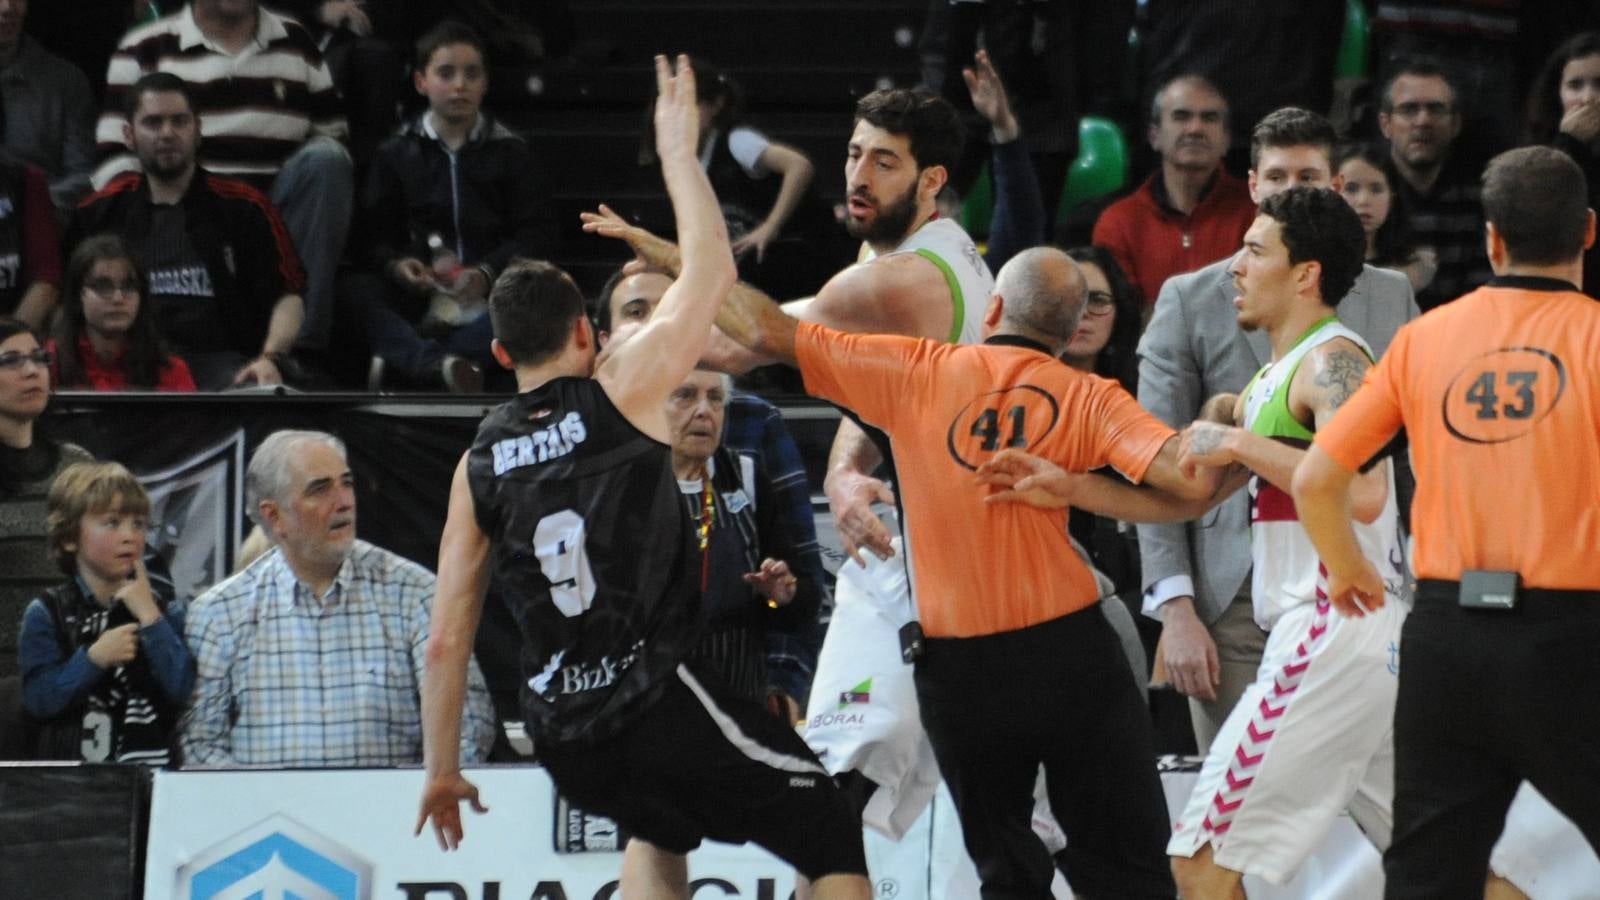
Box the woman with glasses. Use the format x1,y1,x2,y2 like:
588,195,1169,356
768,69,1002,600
1,317,95,692
1059,246,1156,693
48,235,195,392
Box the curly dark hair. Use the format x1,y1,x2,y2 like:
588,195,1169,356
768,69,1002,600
853,88,965,175
1257,187,1366,307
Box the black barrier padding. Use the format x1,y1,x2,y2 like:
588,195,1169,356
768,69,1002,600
0,764,150,900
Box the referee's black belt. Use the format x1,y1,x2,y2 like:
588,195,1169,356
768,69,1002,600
1415,578,1600,612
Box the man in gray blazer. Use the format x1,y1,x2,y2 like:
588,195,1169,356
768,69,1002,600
1136,108,1420,751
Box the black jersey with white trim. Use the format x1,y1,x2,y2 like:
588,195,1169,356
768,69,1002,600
467,377,701,745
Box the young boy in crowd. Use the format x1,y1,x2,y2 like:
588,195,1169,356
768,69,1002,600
17,462,193,765
344,19,557,392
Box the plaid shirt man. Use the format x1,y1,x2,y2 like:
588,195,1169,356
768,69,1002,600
182,540,495,767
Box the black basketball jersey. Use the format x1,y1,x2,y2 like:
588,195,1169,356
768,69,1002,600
467,377,701,745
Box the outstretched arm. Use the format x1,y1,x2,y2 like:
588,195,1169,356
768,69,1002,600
595,55,736,441
417,455,492,850
977,440,1243,521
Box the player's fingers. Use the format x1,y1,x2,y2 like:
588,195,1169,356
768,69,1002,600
654,54,671,97
674,53,695,104
874,481,896,506
466,787,488,815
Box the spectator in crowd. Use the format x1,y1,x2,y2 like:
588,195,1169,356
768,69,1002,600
1335,143,1437,296
71,73,304,391
639,57,843,298
1137,108,1418,755
593,265,829,716
276,0,421,167
1378,59,1493,310
964,48,1045,274
0,0,98,215
48,233,196,392
620,365,831,882
1524,31,1600,297
0,155,61,332
181,429,496,768
0,319,93,679
95,0,352,359
1093,75,1256,309
1139,0,1346,176
1368,1,1524,157
350,20,555,393
18,461,193,764
1060,246,1143,589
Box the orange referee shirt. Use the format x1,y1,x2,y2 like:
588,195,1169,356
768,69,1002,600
1316,277,1600,589
796,322,1175,638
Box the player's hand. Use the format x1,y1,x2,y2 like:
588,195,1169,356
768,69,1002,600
580,204,681,273
975,448,1076,509
1159,599,1220,701
1560,101,1600,146
415,771,489,851
731,221,778,263
962,49,1019,143
1325,558,1386,618
232,355,284,387
743,557,799,606
824,470,896,566
651,54,700,166
87,623,141,669
1177,421,1235,476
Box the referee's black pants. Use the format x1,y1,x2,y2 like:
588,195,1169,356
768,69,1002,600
1385,581,1600,899
915,606,1174,900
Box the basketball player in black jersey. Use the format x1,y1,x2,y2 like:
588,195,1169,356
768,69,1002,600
414,56,872,900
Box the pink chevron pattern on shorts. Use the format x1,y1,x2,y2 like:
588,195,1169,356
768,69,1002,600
1198,565,1332,840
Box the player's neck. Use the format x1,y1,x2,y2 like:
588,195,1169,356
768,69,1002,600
513,348,589,394
1268,303,1334,361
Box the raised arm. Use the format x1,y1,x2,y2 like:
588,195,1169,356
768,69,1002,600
417,454,492,850
594,55,736,440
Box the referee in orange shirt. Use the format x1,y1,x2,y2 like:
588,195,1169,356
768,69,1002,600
1293,146,1600,899
714,246,1229,898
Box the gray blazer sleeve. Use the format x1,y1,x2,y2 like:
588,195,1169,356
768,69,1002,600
1134,273,1204,593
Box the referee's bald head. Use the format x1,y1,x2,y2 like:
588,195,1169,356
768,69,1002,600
990,246,1086,355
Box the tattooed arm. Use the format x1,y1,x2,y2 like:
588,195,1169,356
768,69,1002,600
1178,338,1390,523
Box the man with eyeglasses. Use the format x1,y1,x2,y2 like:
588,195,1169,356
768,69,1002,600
1379,60,1495,310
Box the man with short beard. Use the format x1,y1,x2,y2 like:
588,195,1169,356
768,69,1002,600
586,85,994,840
69,73,304,390
95,0,352,358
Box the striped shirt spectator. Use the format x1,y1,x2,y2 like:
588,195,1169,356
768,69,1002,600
94,3,346,188
180,539,497,768
88,2,353,353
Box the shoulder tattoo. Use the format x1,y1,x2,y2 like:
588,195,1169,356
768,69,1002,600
1313,347,1369,411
